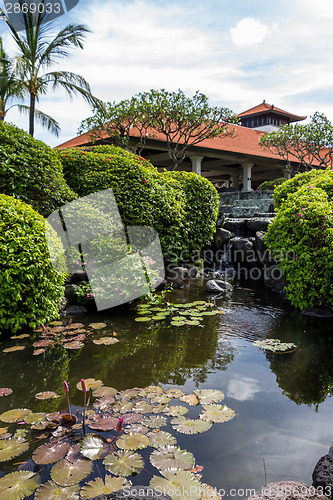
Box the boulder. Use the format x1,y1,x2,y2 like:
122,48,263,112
100,485,172,499
263,265,284,288
206,279,233,293
301,308,333,319
65,305,87,316
70,269,89,284
64,284,80,305
230,238,256,264
247,218,271,235
214,228,233,249
166,266,189,288
247,481,329,499
223,219,247,236
313,452,333,495
255,231,267,254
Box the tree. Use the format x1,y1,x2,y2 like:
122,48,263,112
259,112,333,171
0,1,99,137
80,89,238,169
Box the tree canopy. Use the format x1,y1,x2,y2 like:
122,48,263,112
259,112,333,171
79,89,238,169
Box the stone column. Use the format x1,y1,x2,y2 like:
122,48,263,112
189,155,203,176
241,162,253,192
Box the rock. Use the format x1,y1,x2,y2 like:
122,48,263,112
255,231,267,254
313,453,333,494
230,238,256,264
59,297,69,312
301,308,333,319
206,279,233,293
166,266,189,288
102,485,172,499
155,278,167,291
223,219,247,236
247,218,271,235
65,305,87,316
182,263,198,278
64,284,79,305
247,481,329,499
216,216,226,228
70,269,89,284
214,228,232,249
263,265,284,288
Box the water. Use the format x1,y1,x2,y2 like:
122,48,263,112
1,279,333,498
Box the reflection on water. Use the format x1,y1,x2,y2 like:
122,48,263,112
1,279,333,497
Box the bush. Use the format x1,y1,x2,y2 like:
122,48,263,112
273,168,333,209
58,146,219,260
265,185,333,309
0,195,66,333
258,177,286,191
0,122,76,216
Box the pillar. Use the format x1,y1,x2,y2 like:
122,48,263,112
189,155,203,176
241,162,253,192
231,171,240,190
283,169,292,180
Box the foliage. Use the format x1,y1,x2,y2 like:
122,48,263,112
0,122,76,216
0,194,65,333
259,112,333,170
273,167,333,209
59,145,219,260
0,4,98,136
0,36,25,120
79,88,238,168
257,177,286,191
265,185,333,309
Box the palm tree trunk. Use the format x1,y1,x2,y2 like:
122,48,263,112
29,93,35,136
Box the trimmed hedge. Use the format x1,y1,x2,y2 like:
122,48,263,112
58,145,218,260
265,185,333,309
273,168,333,209
0,122,76,216
258,177,286,191
0,195,66,333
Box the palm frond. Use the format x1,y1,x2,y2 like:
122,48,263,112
17,104,60,136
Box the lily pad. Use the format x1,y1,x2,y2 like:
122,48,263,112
201,483,222,499
200,404,235,423
133,401,154,414
0,388,12,397
0,471,40,500
194,389,224,405
33,349,46,355
63,341,84,350
0,408,32,423
80,434,105,460
51,458,93,486
150,445,195,471
88,416,118,431
135,317,152,322
179,394,200,406
164,406,188,417
112,401,134,413
33,441,71,465
10,334,29,340
35,391,58,400
253,338,297,353
33,339,54,348
148,430,177,448
150,468,202,500
76,378,103,391
116,432,150,450
0,437,29,462
124,424,149,435
165,388,184,398
24,412,46,425
3,345,25,353
103,450,144,477
171,417,212,435
89,322,107,329
138,386,164,397
80,476,131,499
93,396,116,411
35,480,80,500
93,337,119,345
92,386,118,397
141,415,167,429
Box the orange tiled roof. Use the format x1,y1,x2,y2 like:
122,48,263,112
56,124,298,163
237,101,306,122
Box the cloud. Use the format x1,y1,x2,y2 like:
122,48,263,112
230,17,275,46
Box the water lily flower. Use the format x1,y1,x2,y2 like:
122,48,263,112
116,418,123,435
63,381,71,418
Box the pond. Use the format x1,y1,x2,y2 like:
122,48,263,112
1,278,333,499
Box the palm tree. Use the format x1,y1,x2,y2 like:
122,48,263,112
0,36,60,134
0,2,99,136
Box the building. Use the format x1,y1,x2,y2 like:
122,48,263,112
57,101,308,191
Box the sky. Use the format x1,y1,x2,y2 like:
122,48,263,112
1,0,333,147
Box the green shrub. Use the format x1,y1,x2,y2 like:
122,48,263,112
265,185,333,309
258,177,286,191
0,195,66,333
273,168,333,209
0,122,76,216
59,146,219,260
